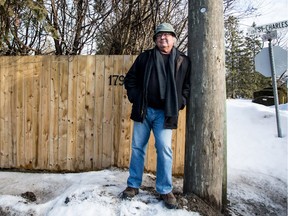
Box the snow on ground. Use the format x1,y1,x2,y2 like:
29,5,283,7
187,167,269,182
0,99,287,216
0,169,198,216
226,99,287,216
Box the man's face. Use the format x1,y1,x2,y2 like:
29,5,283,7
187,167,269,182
155,32,175,54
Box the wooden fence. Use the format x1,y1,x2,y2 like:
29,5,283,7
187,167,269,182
0,56,186,174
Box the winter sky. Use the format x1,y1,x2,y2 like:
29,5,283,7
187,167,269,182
239,0,287,28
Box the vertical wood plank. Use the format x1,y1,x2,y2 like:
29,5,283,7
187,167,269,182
23,56,34,168
102,56,113,168
39,56,51,169
116,55,134,168
173,109,186,174
49,56,60,170
84,55,96,170
31,56,41,168
94,55,105,169
76,56,86,170
66,56,78,171
0,56,12,167
9,57,17,167
15,57,25,168
0,57,3,167
58,56,69,170
112,55,122,167
145,133,156,172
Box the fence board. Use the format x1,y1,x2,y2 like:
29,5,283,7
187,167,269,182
112,56,121,167
116,55,135,168
7,58,16,167
24,57,34,168
75,56,86,170
174,109,186,175
94,55,105,169
31,56,41,168
0,57,3,166
49,56,60,170
15,57,25,168
39,56,50,169
66,56,78,171
0,55,186,175
102,56,114,168
0,57,10,167
84,55,96,170
58,57,69,169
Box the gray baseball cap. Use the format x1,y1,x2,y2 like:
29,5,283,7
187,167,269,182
153,23,176,41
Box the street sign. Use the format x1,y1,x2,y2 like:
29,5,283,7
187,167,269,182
255,46,287,77
248,20,288,35
261,30,277,41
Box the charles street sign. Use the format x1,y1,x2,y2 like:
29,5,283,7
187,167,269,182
248,20,288,35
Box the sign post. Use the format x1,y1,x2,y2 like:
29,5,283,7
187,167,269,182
267,38,282,138
251,21,288,138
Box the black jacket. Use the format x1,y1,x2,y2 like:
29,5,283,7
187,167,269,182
124,47,191,129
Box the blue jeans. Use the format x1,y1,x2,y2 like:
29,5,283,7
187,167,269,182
127,107,173,194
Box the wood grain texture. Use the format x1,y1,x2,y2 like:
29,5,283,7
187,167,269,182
0,56,186,174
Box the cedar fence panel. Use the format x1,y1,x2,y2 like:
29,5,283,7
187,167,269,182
0,56,186,175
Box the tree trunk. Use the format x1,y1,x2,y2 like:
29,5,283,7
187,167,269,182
184,0,227,211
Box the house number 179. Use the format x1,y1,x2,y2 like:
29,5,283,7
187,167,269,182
108,75,125,86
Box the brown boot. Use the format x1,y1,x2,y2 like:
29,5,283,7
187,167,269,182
121,187,139,199
160,192,178,209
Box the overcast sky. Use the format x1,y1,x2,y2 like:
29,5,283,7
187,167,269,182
239,0,287,27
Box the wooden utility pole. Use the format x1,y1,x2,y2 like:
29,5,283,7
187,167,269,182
184,0,227,211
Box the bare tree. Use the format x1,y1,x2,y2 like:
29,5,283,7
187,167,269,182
223,0,261,20
0,0,274,55
96,0,188,54
95,0,266,55
0,0,113,55
44,0,112,55
0,0,48,55
274,29,288,48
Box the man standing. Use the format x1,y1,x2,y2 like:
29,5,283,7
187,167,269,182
122,23,191,209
